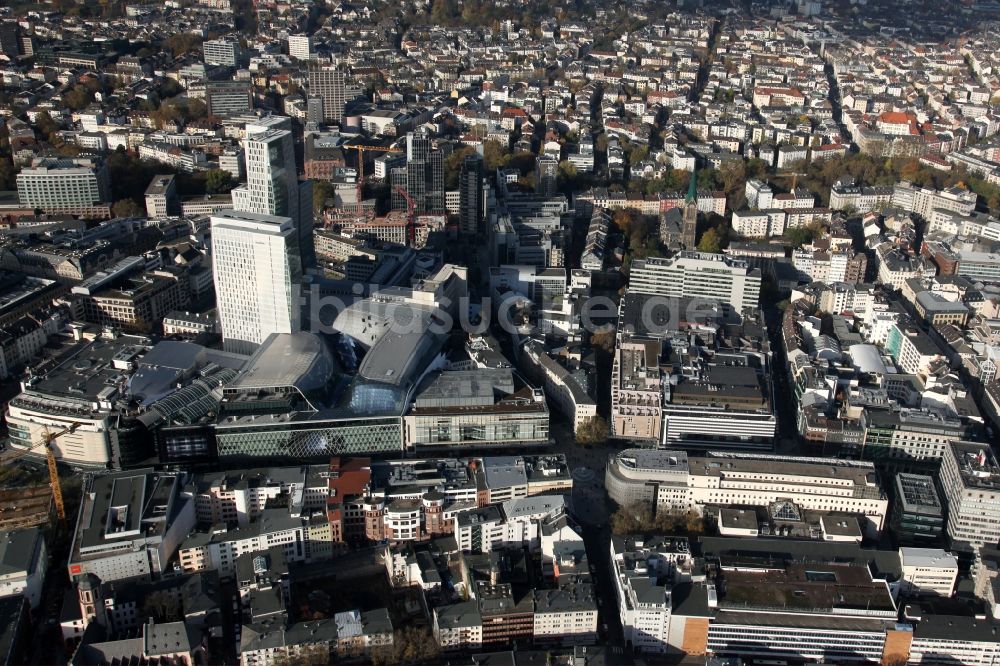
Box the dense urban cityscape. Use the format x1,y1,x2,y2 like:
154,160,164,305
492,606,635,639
1,0,1000,664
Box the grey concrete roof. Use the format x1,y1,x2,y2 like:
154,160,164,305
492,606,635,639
0,527,41,577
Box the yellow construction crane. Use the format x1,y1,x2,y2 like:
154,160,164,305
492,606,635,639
345,144,403,183
4,422,80,525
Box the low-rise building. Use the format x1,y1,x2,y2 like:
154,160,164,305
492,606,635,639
403,369,549,452
606,449,889,534
0,527,47,609
892,473,945,546
532,584,598,646
68,470,196,583
899,547,958,597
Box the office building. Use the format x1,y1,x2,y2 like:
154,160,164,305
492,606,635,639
144,174,179,218
391,128,444,214
458,153,484,234
938,441,1000,549
957,251,1000,283
899,547,958,597
892,473,945,545
219,148,244,180
0,527,47,609
859,407,969,463
532,585,599,646
67,470,196,583
606,449,889,533
16,157,111,215
72,265,190,333
206,80,253,117
231,122,314,268
5,334,151,468
696,537,903,664
307,65,346,124
210,210,302,355
535,155,558,198
628,252,761,314
521,339,597,435
610,535,690,654
660,340,775,449
611,342,665,442
453,495,566,553
403,369,549,452
202,36,243,67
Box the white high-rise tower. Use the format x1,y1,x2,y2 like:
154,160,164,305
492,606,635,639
231,117,315,268
210,210,302,355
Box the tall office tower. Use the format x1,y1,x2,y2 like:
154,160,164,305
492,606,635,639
144,174,179,218
210,210,302,355
231,122,315,268
536,155,558,198
0,22,19,58
459,153,484,234
306,98,324,125
307,64,346,124
391,128,444,214
681,170,698,249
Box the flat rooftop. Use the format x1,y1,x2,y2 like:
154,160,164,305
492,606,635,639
72,471,182,562
689,452,883,498
720,562,895,614
950,441,1000,492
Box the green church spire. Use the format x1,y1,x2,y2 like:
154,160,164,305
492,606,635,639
686,169,697,204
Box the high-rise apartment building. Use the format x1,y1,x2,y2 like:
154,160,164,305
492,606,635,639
307,65,346,123
231,122,314,268
287,34,312,60
202,36,243,67
210,210,302,355
391,128,444,214
459,153,484,233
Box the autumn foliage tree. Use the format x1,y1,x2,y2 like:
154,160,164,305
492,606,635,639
610,502,712,536
370,627,441,666
576,416,609,445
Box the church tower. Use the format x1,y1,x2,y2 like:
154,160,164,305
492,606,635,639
681,170,698,249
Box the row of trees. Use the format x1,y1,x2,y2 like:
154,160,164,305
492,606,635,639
270,627,443,665
610,503,714,537
770,154,974,208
